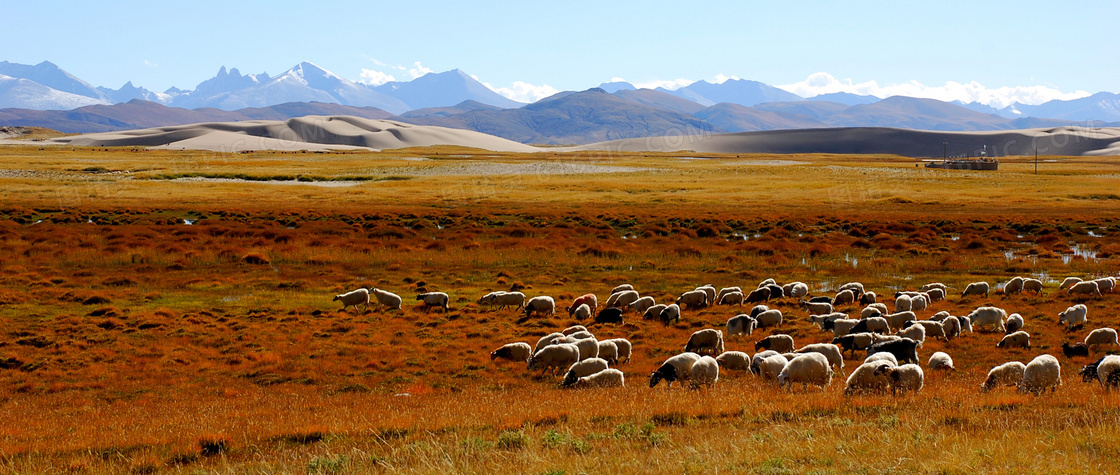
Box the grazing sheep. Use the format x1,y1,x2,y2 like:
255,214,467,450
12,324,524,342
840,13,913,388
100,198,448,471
478,291,505,307
783,282,809,300
758,354,789,382
754,309,783,329
695,285,717,304
1060,277,1083,290
1022,278,1044,295
778,353,833,391
534,332,565,353
959,315,974,333
862,303,889,319
920,283,947,292
967,307,1007,333
491,342,532,362
906,320,946,341
608,290,641,309
833,332,875,358
416,292,450,312
684,329,725,356
981,361,1026,392
610,284,633,295
561,358,610,387
370,288,403,310
810,312,848,330
860,291,878,305
928,352,955,371
1059,304,1088,330
897,324,926,347
942,316,962,340
870,334,902,345
595,307,624,324
605,338,632,364
489,291,526,310
565,331,595,340
882,364,924,395
649,352,702,389
1080,356,1107,383
571,304,592,321
758,278,777,288
850,316,890,335
1062,342,1090,359
894,295,913,313
718,291,745,306
833,289,856,307
755,334,795,354
1019,354,1062,395
1003,276,1025,295
726,314,757,337
659,304,681,325
1096,355,1120,390
801,301,834,315
1084,327,1119,348
766,284,785,299
570,337,600,361
909,294,929,312
844,362,894,395
839,282,865,299
628,296,656,315
716,286,743,303
750,350,778,372
597,340,619,364
929,311,951,321
676,290,709,310
749,304,770,318
925,288,946,302
715,351,751,371
962,281,990,298
527,343,581,375
571,368,626,389
568,293,598,316
1068,281,1102,298
524,296,556,317
1005,313,1025,334
998,331,1031,349
1095,277,1116,294
689,356,720,390
823,318,860,337
795,343,845,374
333,288,370,312
865,352,899,366
745,287,772,304
867,338,919,365
884,311,917,330
643,304,667,321
562,325,588,335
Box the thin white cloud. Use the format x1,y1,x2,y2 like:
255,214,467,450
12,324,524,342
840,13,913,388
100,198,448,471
608,77,627,83
143,60,158,68
408,61,433,79
714,74,740,84
481,79,559,103
632,78,695,91
777,72,1092,108
359,68,396,86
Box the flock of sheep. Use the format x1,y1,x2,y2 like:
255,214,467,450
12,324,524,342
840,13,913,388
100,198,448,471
334,274,1120,396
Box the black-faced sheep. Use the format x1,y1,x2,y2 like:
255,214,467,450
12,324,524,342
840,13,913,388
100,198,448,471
849,316,890,335
1019,354,1061,395
416,292,450,312
491,342,532,362
684,329,724,356
822,318,859,336
754,334,795,354
659,304,681,325
860,291,877,305
778,353,833,391
333,288,370,312
1096,355,1120,390
749,305,769,318
833,332,874,358
649,352,701,389
766,284,785,299
689,356,720,390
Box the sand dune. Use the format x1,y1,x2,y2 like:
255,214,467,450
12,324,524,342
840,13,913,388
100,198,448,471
48,115,541,153
569,126,1120,157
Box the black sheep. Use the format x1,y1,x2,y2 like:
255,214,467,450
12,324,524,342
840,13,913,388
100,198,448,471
595,307,624,324
867,338,919,365
1063,342,1090,359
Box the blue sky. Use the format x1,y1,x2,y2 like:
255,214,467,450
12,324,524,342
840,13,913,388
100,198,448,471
2,1,1115,105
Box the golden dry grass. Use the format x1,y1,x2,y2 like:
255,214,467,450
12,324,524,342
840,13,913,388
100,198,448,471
0,145,1118,473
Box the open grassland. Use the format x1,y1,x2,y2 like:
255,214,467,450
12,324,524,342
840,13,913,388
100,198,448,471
0,145,1120,473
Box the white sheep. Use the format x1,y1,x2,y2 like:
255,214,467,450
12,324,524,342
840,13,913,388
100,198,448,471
959,315,973,333
827,318,860,337
534,332,565,353
1094,277,1116,293
802,301,833,315
909,294,929,312
920,283,947,292
562,325,588,335
695,285,717,305
861,291,878,305
869,334,902,345
998,331,1031,349
755,334,795,354
659,304,681,324
726,314,757,337
795,343,845,375
527,343,580,375
839,282,865,296
783,282,809,300
490,342,532,362
925,288,946,302
810,312,848,329
981,361,1026,392
1059,277,1083,290
962,281,990,298
778,352,833,391
565,331,595,340
883,364,924,395
929,310,951,321
571,304,591,320
689,356,720,389
597,340,619,364
607,290,641,309
414,292,448,312
649,352,702,388
1003,276,1025,294
928,352,955,371
605,338,632,364
897,324,926,347
1005,313,1025,333
1019,354,1061,395
833,289,856,307
750,350,778,373
1096,355,1120,390
370,288,403,310
967,306,1007,332
333,288,370,312
561,357,609,387
894,295,913,313
1084,327,1119,348
685,329,725,355
758,278,777,288
718,291,745,306
1059,304,1088,330
754,309,783,329
610,284,634,294
907,320,946,340
715,351,751,371
1068,281,1102,298
628,296,656,314
942,316,962,340
885,311,917,330
676,290,708,309
1022,278,1044,295
862,303,889,319
571,368,625,389
524,296,556,317
844,361,894,395
489,291,526,310
716,286,743,303
551,335,599,361
865,352,898,366
643,304,667,320
758,354,789,382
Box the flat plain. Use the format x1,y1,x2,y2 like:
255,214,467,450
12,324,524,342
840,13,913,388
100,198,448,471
1,144,1120,473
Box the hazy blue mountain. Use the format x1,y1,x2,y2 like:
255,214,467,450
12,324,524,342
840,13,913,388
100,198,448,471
597,81,636,93
0,75,108,110
0,60,110,101
659,79,804,107
808,92,879,106
373,69,523,110
823,96,1010,131
693,102,826,132
1012,92,1120,123
752,101,852,121
96,81,169,104
612,88,707,115
400,100,502,118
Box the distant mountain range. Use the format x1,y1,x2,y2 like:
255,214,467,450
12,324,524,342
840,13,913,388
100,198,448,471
1,60,1119,144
